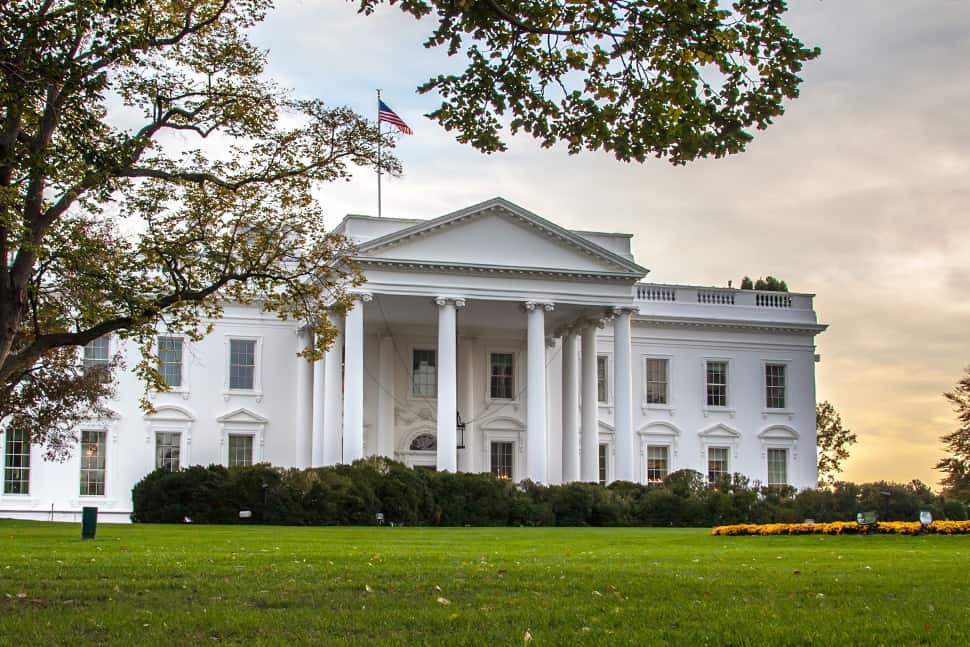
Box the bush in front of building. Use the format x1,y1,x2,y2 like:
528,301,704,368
131,459,970,527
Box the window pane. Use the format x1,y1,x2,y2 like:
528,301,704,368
412,349,436,397
229,340,256,390
155,432,181,472
767,448,788,486
707,446,729,484
706,361,727,407
646,445,669,484
646,358,668,405
80,430,106,496
228,435,253,467
158,336,183,387
765,364,786,409
490,353,514,399
3,429,30,495
598,443,608,485
83,337,111,383
597,356,608,403
490,441,513,480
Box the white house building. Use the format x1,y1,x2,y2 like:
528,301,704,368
0,198,826,522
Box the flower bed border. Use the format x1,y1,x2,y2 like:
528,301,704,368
711,520,970,536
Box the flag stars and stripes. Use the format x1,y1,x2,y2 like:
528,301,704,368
378,100,413,135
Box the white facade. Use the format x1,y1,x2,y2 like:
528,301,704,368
0,198,826,521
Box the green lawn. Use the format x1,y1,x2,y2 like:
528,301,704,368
1,522,968,645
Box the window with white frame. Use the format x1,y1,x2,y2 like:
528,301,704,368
646,358,669,405
490,441,513,480
155,432,181,472
705,361,728,407
3,429,30,495
597,355,609,403
80,430,106,496
489,353,514,400
707,446,729,484
228,434,253,467
767,448,788,486
83,336,111,383
646,445,669,484
598,443,608,485
228,339,256,390
158,336,184,388
412,349,436,397
765,364,786,409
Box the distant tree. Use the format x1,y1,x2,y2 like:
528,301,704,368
937,367,970,500
740,276,754,290
816,401,857,487
754,276,789,292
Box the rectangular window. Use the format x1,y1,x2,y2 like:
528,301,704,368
597,355,608,403
158,336,183,388
707,446,729,484
412,349,436,397
3,429,30,495
767,448,788,486
490,353,514,399
706,361,728,407
646,358,669,405
490,441,513,480
83,336,110,383
228,434,253,467
229,339,256,390
598,443,608,485
646,445,669,484
765,364,786,409
80,430,106,496
155,432,181,472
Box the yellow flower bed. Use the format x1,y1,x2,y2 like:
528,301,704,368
711,520,970,536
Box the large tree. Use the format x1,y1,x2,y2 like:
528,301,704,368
1,0,818,456
937,367,970,499
816,400,856,487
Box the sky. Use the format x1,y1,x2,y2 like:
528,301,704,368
245,0,970,486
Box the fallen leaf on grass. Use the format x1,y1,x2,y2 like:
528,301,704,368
365,585,373,593
436,597,450,606
524,628,533,642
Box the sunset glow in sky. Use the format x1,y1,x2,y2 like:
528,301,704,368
245,0,970,486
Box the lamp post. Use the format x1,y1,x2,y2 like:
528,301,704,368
456,412,466,450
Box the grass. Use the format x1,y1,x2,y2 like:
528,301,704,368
1,522,969,645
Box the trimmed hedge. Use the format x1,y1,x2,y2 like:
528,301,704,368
130,458,970,526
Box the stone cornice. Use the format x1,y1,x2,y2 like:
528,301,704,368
352,256,642,282
633,315,828,335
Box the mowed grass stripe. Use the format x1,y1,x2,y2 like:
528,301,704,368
1,522,968,645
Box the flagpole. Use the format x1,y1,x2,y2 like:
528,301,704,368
376,88,382,219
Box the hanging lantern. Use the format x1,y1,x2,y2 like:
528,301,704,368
456,411,466,449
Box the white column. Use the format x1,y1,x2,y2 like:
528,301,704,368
436,297,464,472
458,336,476,472
580,322,599,482
377,334,396,458
561,331,580,483
321,316,344,466
342,293,370,464
295,328,314,468
526,301,553,483
612,306,636,482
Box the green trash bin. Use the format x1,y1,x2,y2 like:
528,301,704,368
81,506,98,540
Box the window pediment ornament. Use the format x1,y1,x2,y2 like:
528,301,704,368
758,425,799,461
637,421,681,460
409,433,437,451
698,423,742,460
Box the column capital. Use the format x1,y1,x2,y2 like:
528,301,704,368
434,296,466,308
349,291,373,303
611,305,639,316
524,300,555,312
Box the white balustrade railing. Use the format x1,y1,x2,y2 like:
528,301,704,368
637,286,676,301
635,283,809,311
697,290,735,305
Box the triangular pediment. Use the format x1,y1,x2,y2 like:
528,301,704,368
355,198,647,278
698,423,741,440
217,408,268,425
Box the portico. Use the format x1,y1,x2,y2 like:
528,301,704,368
308,198,647,483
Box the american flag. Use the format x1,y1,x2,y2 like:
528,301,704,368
378,100,413,135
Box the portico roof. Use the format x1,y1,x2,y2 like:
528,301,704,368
349,197,649,281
